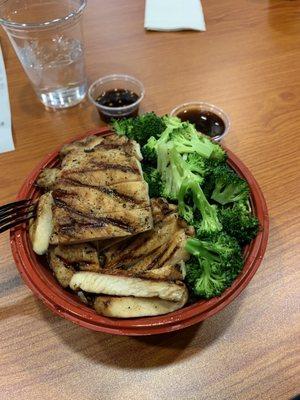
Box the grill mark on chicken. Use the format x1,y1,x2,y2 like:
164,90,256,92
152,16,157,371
155,245,180,269
111,247,159,268
93,143,129,151
90,161,139,174
53,189,79,199
55,252,98,272
54,180,144,205
97,200,191,280
59,219,134,234
101,241,183,278
116,235,150,256
123,235,151,253
143,245,170,271
103,235,155,268
84,144,132,154
62,166,139,176
113,236,138,252
56,254,81,271
54,199,135,233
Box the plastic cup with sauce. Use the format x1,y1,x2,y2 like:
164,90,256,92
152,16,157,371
170,101,231,141
88,74,145,123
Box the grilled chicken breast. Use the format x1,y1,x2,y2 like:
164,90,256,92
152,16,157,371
50,207,152,244
60,135,144,186
98,198,192,281
36,135,144,191
36,168,61,190
32,135,192,319
61,149,143,184
52,181,150,214
50,179,152,244
51,243,100,271
48,243,100,287
46,196,191,317
48,250,75,288
29,192,53,255
31,134,153,248
60,134,142,161
70,271,187,302
94,292,188,318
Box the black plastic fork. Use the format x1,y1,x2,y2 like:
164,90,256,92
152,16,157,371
0,199,36,233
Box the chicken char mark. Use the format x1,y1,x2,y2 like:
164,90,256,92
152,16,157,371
53,197,136,234
60,134,141,159
98,199,192,281
53,182,146,206
47,135,152,244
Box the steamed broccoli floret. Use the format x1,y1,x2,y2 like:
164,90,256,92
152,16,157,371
201,175,216,200
185,234,244,299
161,115,184,137
200,158,227,198
142,165,163,198
178,178,222,235
210,165,249,205
169,125,214,158
141,136,158,165
151,120,225,202
156,144,202,201
141,116,226,166
210,143,227,162
111,111,258,301
165,119,226,160
140,116,182,164
203,156,228,175
218,201,259,245
111,112,166,146
179,203,195,225
185,153,206,176
141,116,186,164
186,258,227,299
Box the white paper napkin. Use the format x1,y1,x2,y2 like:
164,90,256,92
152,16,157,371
0,43,14,154
144,0,206,32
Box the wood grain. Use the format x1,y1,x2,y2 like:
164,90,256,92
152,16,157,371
0,0,299,399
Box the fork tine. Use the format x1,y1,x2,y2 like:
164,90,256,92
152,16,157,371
0,199,36,234
0,212,35,234
0,202,36,219
0,199,31,215
0,204,36,226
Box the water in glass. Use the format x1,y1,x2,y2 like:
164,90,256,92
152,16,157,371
0,0,87,109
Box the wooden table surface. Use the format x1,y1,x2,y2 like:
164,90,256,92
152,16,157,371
0,1,299,399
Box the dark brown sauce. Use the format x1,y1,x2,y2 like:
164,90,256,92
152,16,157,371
177,109,225,138
96,88,140,122
96,88,139,107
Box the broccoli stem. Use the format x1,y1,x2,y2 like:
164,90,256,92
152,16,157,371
193,259,226,299
185,238,220,262
175,141,212,158
179,180,222,234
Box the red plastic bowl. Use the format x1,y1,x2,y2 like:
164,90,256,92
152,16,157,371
10,127,269,336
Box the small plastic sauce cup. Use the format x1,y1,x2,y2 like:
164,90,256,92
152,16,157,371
170,101,230,142
88,74,145,123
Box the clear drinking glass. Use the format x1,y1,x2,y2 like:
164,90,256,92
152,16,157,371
0,0,87,109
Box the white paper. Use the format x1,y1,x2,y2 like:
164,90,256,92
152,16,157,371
145,0,206,32
0,43,14,154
